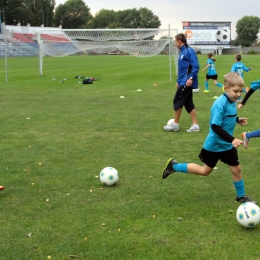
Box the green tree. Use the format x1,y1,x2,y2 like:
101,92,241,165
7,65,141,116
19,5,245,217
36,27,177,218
87,9,118,28
90,7,161,29
1,0,34,25
235,16,260,47
0,0,55,26
54,0,92,28
28,0,55,26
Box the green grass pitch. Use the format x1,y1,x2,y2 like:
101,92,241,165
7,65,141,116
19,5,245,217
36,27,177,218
0,54,260,259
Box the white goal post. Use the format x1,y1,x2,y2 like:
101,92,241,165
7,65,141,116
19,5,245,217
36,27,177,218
37,27,179,81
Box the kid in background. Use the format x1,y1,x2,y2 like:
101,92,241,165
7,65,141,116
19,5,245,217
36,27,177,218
202,53,223,92
231,54,252,101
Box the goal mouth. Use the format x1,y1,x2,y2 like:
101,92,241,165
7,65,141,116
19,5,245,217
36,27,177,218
37,28,178,58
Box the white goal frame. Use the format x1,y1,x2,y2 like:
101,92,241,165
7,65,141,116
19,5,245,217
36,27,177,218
37,26,179,81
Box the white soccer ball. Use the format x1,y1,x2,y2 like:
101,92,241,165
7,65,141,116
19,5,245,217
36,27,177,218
193,88,199,93
167,118,174,126
215,29,229,42
100,167,119,186
236,202,260,228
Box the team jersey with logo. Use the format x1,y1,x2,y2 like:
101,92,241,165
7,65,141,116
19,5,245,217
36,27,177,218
177,45,199,89
231,62,250,78
206,58,217,76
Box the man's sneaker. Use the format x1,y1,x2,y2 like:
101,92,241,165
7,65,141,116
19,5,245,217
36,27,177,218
236,195,257,204
241,132,249,149
186,125,200,132
164,123,179,132
203,90,209,93
0,186,4,191
162,158,178,179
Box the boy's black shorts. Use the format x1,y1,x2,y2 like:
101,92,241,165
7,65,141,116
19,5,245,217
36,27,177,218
206,74,218,80
173,86,195,113
198,147,239,168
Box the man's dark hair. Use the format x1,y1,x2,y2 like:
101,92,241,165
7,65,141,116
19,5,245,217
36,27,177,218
175,33,189,48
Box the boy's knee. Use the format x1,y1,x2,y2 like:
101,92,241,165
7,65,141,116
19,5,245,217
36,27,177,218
202,169,212,176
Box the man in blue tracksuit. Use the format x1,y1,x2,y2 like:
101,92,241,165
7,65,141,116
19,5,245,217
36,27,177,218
164,33,200,132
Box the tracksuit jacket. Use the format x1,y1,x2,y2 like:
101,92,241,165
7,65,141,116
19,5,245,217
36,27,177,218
177,44,200,89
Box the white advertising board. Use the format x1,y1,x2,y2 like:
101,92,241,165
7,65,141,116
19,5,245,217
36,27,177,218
182,21,231,45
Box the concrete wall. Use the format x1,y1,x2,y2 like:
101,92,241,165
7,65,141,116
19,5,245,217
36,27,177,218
222,47,260,54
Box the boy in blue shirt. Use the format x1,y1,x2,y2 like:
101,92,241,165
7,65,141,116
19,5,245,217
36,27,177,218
231,54,252,78
238,80,260,148
231,54,252,101
162,72,256,204
202,53,223,92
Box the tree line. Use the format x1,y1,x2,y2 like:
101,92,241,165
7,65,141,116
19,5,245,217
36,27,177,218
0,0,259,47
0,0,161,29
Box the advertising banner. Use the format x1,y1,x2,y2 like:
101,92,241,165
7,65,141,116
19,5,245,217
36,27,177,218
182,21,231,45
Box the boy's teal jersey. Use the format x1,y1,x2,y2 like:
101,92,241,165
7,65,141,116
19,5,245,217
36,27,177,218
203,93,237,152
231,62,250,78
206,58,217,76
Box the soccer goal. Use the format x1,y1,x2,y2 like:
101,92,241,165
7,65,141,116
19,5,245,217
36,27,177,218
37,27,179,81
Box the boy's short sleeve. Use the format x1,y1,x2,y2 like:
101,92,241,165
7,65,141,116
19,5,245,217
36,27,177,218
211,101,223,126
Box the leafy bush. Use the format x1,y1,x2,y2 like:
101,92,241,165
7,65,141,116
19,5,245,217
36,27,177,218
247,50,258,54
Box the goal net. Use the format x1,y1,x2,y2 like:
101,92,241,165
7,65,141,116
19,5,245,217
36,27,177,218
37,28,179,80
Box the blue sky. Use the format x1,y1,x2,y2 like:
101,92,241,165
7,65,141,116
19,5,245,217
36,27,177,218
54,0,260,39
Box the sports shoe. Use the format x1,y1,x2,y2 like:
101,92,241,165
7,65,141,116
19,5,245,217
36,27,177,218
162,158,178,179
241,132,249,149
245,87,249,92
164,123,179,132
0,186,4,191
186,125,200,132
235,195,257,204
203,90,209,93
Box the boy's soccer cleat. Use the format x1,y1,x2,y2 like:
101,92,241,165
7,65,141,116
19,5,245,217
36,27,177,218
245,87,249,92
0,186,4,191
236,195,257,204
164,123,179,132
186,125,200,132
162,158,178,179
203,90,209,93
241,132,249,149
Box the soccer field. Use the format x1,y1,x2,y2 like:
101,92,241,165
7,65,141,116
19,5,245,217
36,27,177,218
0,54,260,259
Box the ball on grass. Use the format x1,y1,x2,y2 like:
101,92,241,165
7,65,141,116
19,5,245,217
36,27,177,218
100,167,119,186
236,202,260,228
167,118,175,126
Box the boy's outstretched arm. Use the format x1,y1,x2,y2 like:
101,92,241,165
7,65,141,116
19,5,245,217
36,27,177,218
238,88,255,109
